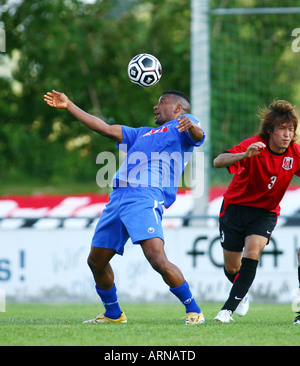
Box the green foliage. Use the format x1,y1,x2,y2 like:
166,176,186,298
1,0,300,190
0,0,190,188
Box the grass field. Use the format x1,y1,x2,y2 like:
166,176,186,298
0,302,299,347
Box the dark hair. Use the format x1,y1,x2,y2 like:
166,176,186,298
258,99,298,142
162,90,190,105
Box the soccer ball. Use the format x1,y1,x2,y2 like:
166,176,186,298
128,53,162,87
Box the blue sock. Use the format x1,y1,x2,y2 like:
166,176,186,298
95,283,122,319
170,281,201,313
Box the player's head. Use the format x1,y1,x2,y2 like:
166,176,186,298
258,100,298,143
154,90,190,125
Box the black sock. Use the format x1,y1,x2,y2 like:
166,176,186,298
224,267,239,283
298,266,300,288
222,257,258,312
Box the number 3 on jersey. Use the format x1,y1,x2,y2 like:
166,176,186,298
268,176,277,189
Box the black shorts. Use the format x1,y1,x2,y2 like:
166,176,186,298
219,202,278,252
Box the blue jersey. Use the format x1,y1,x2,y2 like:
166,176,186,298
113,114,205,208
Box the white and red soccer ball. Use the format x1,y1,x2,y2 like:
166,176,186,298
128,53,162,87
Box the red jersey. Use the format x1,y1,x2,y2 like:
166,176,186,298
222,135,300,216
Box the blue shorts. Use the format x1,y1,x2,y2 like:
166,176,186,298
91,186,165,255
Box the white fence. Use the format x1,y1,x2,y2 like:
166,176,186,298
0,225,299,304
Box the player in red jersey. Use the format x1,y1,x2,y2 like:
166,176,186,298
213,100,300,322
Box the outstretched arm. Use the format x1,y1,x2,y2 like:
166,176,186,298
213,141,266,168
44,90,123,142
176,115,204,142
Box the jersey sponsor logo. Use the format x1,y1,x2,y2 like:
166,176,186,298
141,125,169,138
282,157,293,170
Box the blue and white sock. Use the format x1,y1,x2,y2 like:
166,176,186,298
95,283,122,319
170,281,201,313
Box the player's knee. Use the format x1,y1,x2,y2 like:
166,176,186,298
243,249,261,261
87,253,103,273
87,254,96,271
224,263,240,274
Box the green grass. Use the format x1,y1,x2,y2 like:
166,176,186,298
1,302,299,346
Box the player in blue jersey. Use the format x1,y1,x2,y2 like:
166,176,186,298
44,89,206,324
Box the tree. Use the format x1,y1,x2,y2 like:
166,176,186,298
0,0,191,190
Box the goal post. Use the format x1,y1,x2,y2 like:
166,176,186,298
190,2,300,220
190,0,210,219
